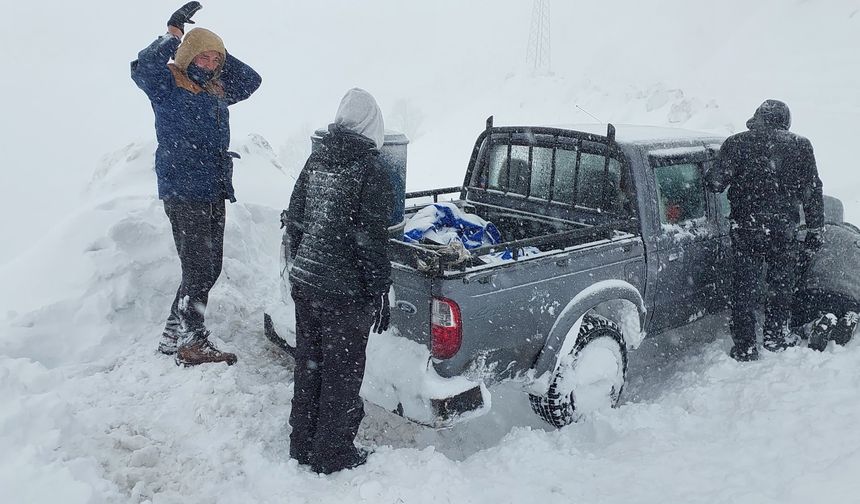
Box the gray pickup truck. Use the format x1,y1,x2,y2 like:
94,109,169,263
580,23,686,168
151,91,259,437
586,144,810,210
266,118,860,429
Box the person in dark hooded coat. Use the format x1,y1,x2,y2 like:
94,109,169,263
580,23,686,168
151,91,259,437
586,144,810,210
131,3,262,366
285,88,393,474
707,100,824,361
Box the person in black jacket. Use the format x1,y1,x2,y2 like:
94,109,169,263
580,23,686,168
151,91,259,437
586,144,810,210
707,99,824,362
285,88,393,474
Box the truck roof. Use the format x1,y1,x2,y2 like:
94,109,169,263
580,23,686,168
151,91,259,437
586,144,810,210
550,123,725,146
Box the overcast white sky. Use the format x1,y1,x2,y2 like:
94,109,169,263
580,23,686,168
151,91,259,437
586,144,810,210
2,0,860,264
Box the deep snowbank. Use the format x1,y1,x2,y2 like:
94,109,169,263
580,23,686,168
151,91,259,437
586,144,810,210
4,128,860,503
0,136,291,502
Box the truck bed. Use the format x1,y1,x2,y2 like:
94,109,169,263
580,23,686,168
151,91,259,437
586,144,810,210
389,187,639,276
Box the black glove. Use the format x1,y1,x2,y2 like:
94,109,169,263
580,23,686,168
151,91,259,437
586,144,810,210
168,2,202,34
805,227,825,252
371,293,391,334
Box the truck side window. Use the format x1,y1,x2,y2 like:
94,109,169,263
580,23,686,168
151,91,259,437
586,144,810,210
654,163,706,225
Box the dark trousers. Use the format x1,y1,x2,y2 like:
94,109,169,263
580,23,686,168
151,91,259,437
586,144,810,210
289,287,372,471
730,225,799,348
163,200,226,334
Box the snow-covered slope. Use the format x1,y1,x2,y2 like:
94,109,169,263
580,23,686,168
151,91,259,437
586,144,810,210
5,1,860,502
4,130,860,503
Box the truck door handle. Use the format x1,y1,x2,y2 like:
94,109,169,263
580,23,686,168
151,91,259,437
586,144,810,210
555,258,570,267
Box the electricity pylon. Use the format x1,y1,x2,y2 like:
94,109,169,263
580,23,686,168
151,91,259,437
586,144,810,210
526,0,552,74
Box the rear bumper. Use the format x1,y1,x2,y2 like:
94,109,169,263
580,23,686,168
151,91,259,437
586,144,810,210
368,370,490,429
429,386,486,424
360,331,491,429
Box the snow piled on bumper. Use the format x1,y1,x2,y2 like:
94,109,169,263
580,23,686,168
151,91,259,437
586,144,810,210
361,330,490,427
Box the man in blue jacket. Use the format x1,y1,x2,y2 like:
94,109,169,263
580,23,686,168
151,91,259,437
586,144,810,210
131,2,262,366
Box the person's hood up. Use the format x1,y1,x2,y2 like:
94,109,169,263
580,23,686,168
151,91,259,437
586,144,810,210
174,28,226,74
333,88,385,149
319,123,377,162
746,99,791,131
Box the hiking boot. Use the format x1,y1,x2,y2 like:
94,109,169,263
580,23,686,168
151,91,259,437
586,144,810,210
158,314,182,355
730,344,759,362
158,331,179,355
807,313,837,352
175,331,237,367
832,312,859,347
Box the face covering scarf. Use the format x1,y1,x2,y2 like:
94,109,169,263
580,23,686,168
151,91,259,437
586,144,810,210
187,64,215,88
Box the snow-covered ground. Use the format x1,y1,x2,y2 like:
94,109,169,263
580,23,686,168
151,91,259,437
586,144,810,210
5,1,860,503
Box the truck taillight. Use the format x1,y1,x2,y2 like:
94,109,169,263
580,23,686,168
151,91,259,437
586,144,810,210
431,297,462,359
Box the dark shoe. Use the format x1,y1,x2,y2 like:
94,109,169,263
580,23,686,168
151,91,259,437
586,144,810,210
343,447,370,471
730,344,759,362
175,331,237,367
312,447,370,475
763,332,800,353
807,313,837,352
832,312,859,346
290,449,313,467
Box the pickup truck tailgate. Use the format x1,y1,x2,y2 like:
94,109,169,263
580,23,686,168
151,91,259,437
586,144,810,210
389,265,433,346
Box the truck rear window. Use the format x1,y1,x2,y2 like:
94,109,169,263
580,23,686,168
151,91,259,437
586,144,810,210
480,141,626,215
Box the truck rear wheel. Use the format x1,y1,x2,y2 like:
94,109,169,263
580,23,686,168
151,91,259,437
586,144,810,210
529,314,628,428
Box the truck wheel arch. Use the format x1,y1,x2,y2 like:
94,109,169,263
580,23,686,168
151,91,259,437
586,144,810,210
529,280,645,396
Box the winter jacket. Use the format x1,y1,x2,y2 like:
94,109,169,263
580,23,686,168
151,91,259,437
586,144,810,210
287,124,393,301
707,100,824,230
131,33,262,202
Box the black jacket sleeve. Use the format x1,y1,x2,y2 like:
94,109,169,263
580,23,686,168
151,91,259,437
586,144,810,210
286,162,310,259
799,138,825,229
707,137,737,193
354,159,393,298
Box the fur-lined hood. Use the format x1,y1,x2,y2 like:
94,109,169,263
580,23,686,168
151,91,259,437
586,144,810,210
174,28,225,73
